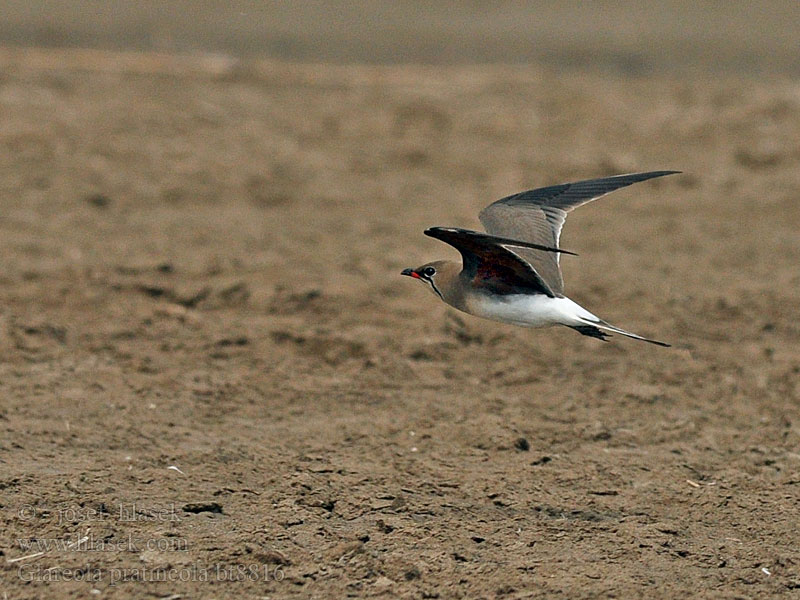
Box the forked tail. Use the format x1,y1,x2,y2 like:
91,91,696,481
571,318,670,347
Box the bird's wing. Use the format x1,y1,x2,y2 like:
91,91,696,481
479,171,680,294
424,227,574,298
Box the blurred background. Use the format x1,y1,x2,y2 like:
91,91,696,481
3,3,800,599
2,0,799,75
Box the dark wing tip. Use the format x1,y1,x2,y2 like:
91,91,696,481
585,170,682,190
425,227,575,255
423,226,449,237
625,170,682,180
424,226,470,236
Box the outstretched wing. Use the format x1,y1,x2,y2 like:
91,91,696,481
479,171,680,294
424,227,574,297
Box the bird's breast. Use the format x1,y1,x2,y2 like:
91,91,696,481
463,293,592,328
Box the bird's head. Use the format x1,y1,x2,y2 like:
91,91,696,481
400,260,456,301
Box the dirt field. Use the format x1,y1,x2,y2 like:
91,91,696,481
1,47,800,599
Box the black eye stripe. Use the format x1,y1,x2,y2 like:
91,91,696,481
429,280,444,300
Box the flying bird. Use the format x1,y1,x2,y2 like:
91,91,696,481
401,171,679,346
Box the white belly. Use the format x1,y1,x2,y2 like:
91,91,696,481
465,294,598,328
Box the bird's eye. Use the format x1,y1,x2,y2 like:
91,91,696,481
422,266,436,277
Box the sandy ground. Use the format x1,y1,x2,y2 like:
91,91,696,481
1,48,800,598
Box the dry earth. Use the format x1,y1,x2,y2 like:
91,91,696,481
1,49,800,598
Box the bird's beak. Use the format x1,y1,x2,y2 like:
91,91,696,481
401,268,421,279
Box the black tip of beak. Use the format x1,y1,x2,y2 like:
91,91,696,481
401,268,414,277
